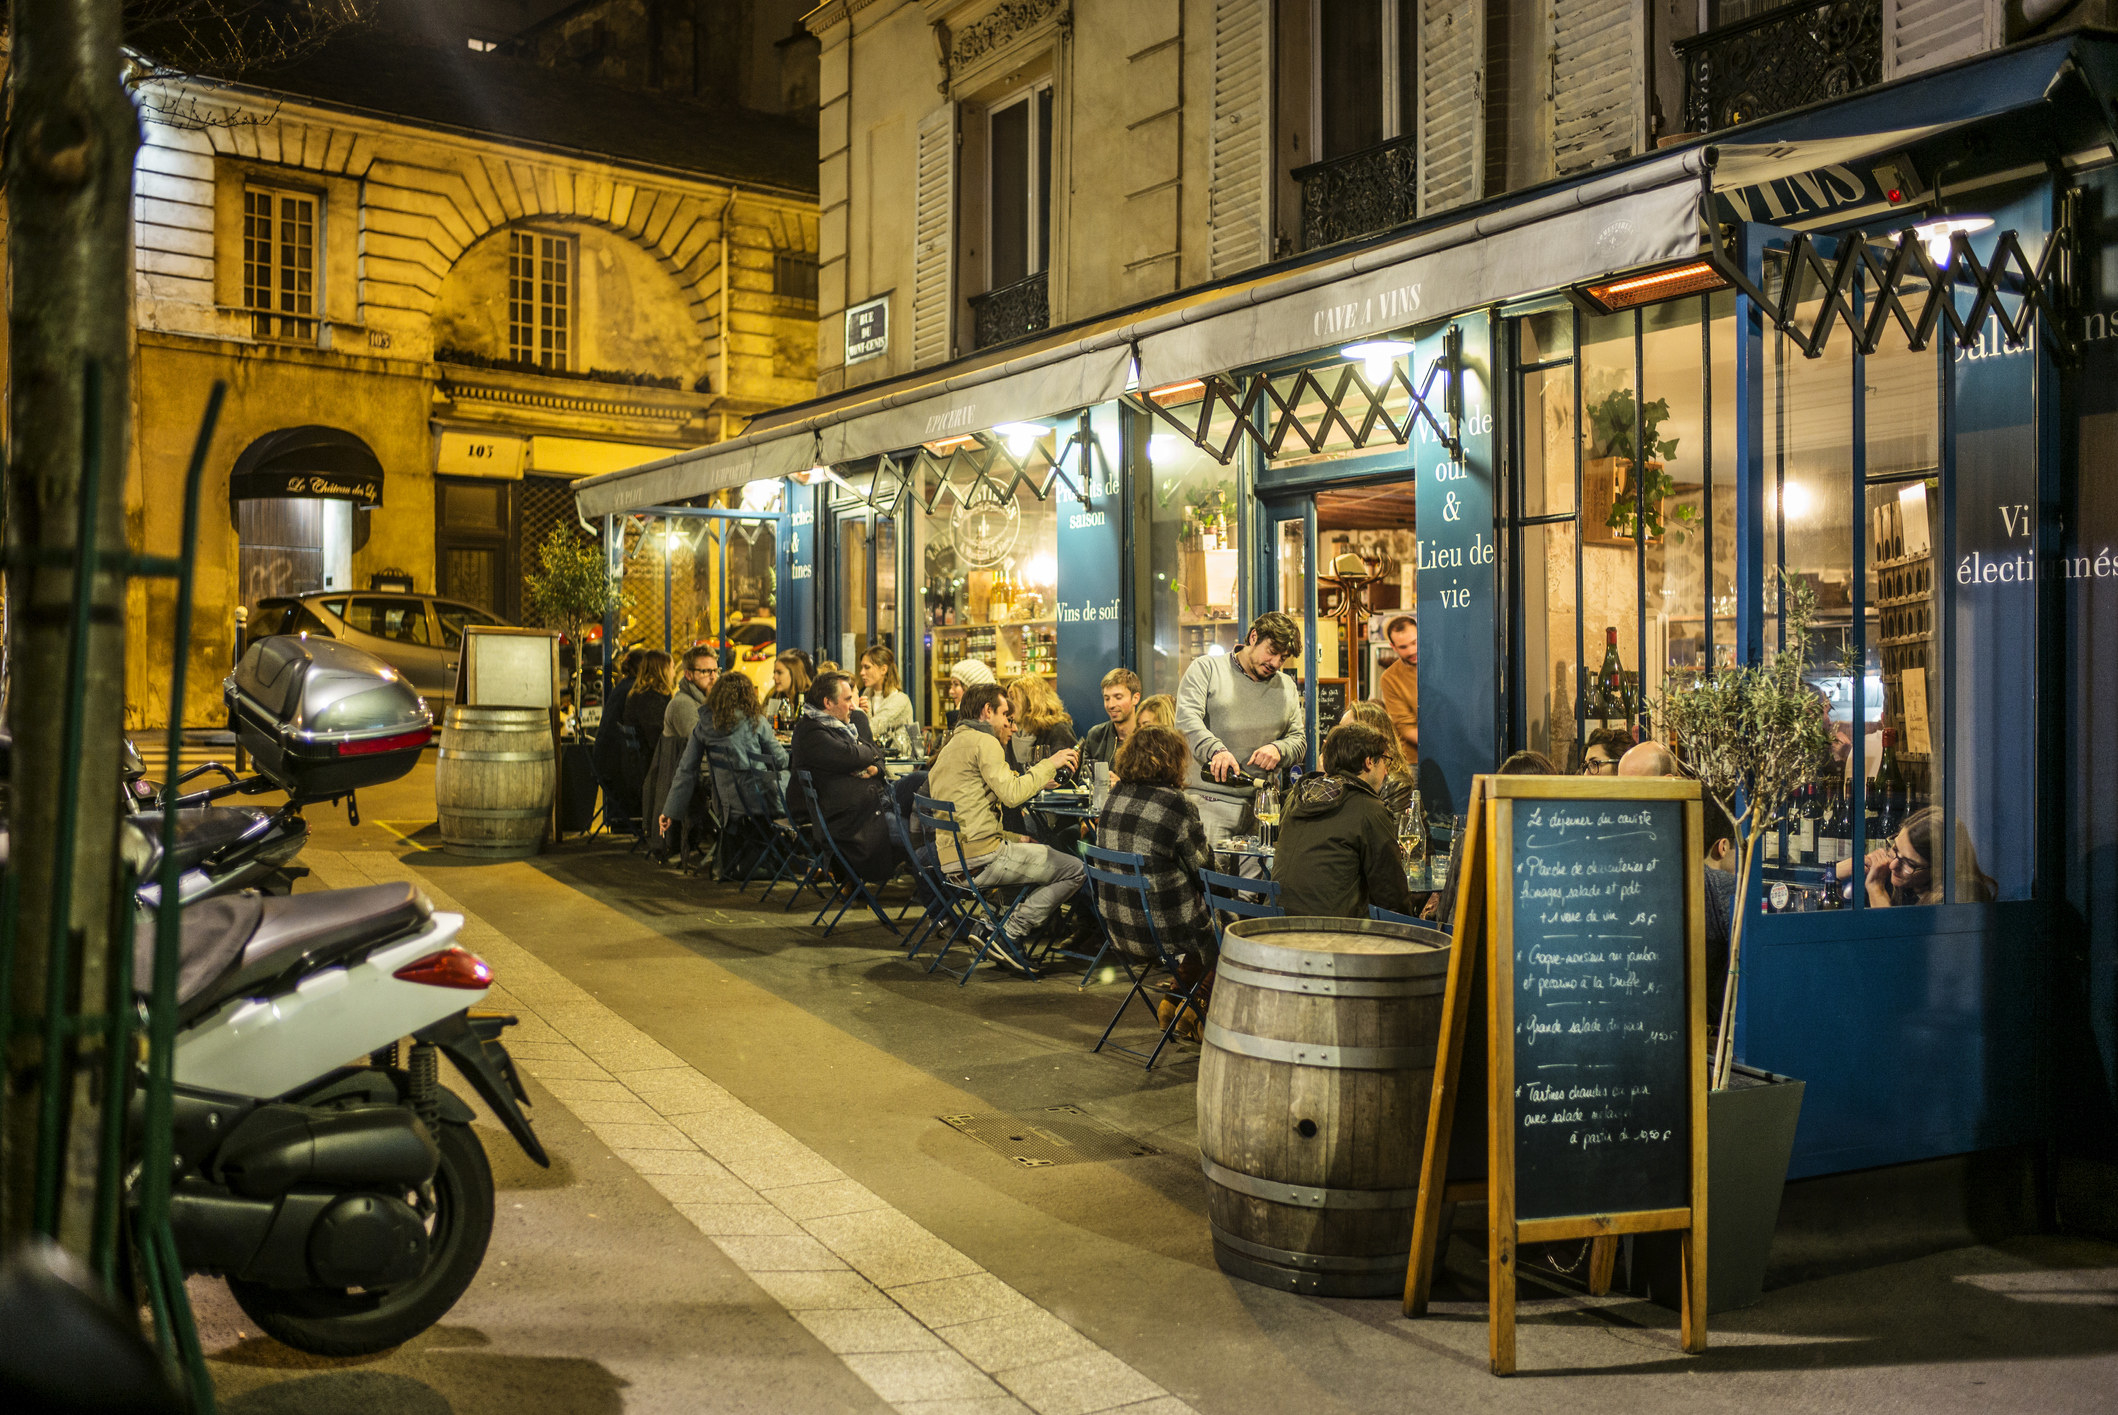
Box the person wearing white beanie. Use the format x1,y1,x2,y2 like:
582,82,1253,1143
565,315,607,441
946,657,996,726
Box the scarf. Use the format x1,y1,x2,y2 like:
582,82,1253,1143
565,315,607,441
803,704,857,741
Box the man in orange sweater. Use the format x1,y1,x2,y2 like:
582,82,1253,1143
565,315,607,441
1378,614,1419,765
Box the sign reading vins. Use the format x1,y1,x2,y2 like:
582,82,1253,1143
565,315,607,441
1508,797,1689,1219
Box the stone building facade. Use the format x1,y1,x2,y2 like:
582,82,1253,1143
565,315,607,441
117,26,818,725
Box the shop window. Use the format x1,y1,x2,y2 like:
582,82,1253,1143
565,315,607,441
915,449,1061,725
242,184,318,343
508,229,573,371
1146,414,1243,697
986,83,1053,291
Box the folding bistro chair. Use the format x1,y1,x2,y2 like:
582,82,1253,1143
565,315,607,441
795,768,900,936
1082,845,1203,1070
912,794,1039,983
708,747,823,906
1368,904,1426,927
1200,868,1284,946
885,802,964,964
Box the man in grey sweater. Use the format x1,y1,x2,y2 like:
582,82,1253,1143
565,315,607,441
1175,610,1307,861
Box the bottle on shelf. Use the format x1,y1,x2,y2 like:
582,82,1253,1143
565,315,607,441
1594,626,1628,728
1869,728,1908,843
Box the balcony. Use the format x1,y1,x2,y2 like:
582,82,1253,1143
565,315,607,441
1674,0,1881,135
1293,134,1418,253
968,270,1050,351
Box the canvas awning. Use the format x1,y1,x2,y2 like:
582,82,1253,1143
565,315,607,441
229,426,384,507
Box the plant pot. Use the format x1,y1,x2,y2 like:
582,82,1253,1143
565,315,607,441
1631,1063,1806,1314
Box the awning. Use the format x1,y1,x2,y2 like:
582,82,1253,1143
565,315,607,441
229,426,384,507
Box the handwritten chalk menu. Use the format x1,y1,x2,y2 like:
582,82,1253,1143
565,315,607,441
1509,797,1689,1219
1404,776,1707,1374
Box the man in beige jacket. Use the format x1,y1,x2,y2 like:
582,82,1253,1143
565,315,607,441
927,682,1084,964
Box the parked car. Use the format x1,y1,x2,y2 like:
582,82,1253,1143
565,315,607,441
250,591,510,719
719,616,777,690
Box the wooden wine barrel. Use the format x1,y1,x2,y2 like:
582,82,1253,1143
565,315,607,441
434,706,556,859
1197,915,1452,1297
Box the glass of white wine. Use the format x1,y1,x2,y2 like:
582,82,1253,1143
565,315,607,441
1253,779,1280,853
1397,796,1427,888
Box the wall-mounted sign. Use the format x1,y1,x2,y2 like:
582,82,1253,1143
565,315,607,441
436,429,528,480
846,295,890,365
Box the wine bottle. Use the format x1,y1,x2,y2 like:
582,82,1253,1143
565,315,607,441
1795,783,1818,867
1871,727,1907,841
1595,626,1625,728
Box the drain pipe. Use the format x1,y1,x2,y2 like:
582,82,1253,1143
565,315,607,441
718,185,739,439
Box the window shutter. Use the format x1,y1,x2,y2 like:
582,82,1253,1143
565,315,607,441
1207,0,1272,278
1881,0,2002,81
1550,0,1642,177
911,104,957,368
1418,0,1485,217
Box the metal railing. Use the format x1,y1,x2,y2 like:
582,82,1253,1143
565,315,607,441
1293,134,1418,252
968,270,1050,351
1674,0,1881,135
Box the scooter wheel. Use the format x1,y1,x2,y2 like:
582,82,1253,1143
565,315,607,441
228,1120,496,1356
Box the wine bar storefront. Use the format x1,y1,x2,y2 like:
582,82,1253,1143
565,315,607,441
577,35,2118,1200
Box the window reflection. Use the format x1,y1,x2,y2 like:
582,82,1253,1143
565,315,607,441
1146,416,1242,696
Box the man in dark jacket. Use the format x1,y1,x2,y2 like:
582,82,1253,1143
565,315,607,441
790,671,911,882
1272,722,1411,919
591,649,646,830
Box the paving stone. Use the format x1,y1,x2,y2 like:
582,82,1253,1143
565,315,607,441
583,1120,694,1150
994,1351,1166,1415
889,1273,1037,1329
894,1398,1035,1415
839,1350,1002,1404
795,1306,946,1354
526,1077,635,1106
805,1208,983,1289
939,1309,1099,1373
675,1202,807,1236
710,1235,850,1271
1100,1400,1199,1415
762,1178,890,1221
636,1169,747,1206
565,1098,666,1127
745,1269,894,1312
611,1146,722,1175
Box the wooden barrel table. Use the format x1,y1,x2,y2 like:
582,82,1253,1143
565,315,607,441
434,706,556,859
1197,915,1452,1296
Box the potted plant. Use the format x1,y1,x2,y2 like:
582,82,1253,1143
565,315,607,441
525,522,620,834
1583,388,1699,545
1636,571,1832,1311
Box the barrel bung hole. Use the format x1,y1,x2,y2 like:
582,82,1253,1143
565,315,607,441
1295,1118,1318,1139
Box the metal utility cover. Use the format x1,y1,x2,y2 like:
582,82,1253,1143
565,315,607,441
940,1106,1160,1168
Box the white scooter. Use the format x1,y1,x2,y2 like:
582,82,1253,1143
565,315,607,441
128,633,546,1356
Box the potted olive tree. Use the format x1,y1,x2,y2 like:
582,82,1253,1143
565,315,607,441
1638,571,1832,1311
525,523,619,833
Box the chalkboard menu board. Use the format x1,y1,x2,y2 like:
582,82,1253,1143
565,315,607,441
1507,797,1690,1219
1404,775,1708,1375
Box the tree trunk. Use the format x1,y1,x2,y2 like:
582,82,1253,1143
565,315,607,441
1,0,140,1252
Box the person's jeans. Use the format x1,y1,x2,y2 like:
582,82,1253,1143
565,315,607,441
1189,791,1265,881
945,840,1084,940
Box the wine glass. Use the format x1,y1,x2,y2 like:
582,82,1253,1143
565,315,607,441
1397,800,1427,886
1253,779,1280,852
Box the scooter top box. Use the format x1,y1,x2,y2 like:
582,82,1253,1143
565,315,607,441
226,636,432,800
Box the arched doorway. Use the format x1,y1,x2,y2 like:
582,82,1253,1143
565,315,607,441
228,425,383,608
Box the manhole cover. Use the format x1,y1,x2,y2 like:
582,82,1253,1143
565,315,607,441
940,1106,1160,1168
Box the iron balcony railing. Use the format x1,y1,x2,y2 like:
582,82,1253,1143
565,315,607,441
968,269,1050,351
1673,0,1881,135
1293,134,1418,252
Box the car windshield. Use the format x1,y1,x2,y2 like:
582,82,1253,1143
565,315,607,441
734,623,776,647
345,597,432,645
434,602,504,650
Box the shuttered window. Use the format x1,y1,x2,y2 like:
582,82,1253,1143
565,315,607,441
1881,0,2000,81
911,104,958,368
1550,0,1642,177
1417,0,1484,216
1207,0,1272,278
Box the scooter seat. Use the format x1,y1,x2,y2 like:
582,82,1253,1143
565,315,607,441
153,807,276,877
141,882,433,1024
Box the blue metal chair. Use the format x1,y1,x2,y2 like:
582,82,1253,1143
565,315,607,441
707,747,822,905
913,793,1038,983
795,768,900,936
1200,868,1283,945
885,802,964,964
1368,904,1425,927
1082,845,1203,1070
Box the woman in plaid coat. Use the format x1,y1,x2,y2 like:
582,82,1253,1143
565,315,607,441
1093,726,1215,964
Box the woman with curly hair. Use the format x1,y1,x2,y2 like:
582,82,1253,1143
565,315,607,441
661,670,789,878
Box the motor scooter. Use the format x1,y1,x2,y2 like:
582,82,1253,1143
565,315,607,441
129,633,543,1356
